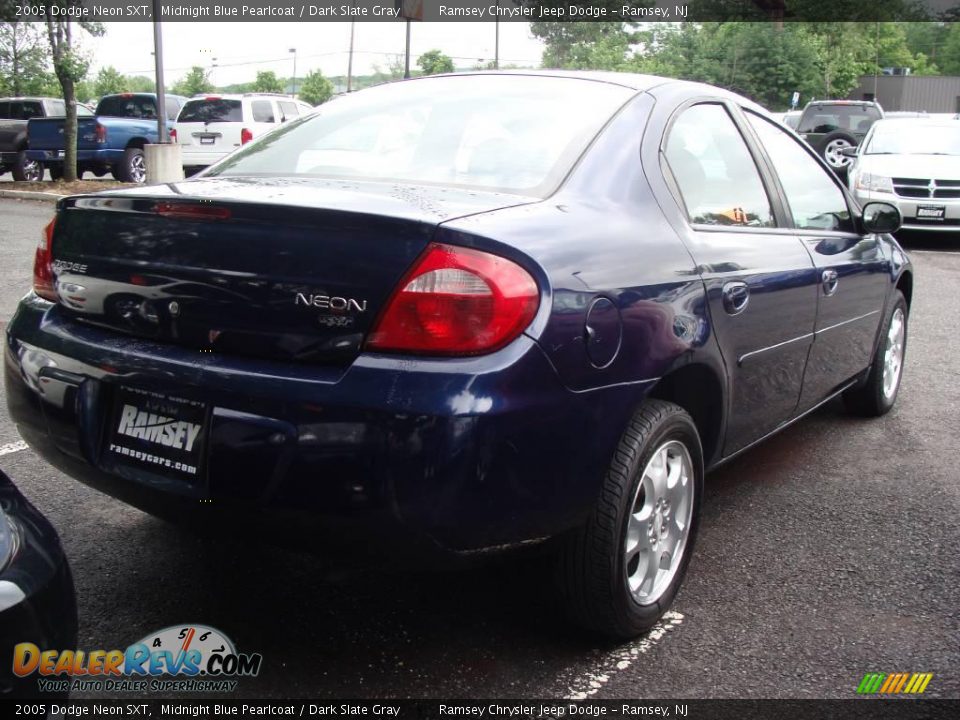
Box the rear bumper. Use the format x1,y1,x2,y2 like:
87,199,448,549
179,148,229,167
5,296,649,557
25,148,122,165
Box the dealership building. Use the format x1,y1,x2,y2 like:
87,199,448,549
848,74,960,112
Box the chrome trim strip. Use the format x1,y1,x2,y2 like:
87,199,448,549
738,333,813,366
816,309,880,336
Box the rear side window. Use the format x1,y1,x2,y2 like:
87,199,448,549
278,101,299,121
665,103,775,228
178,98,242,123
0,102,9,119
96,95,158,119
746,112,853,233
798,105,881,134
19,101,43,119
251,100,275,123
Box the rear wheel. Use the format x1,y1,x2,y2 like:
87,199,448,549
556,400,703,638
12,150,43,182
844,290,908,416
114,147,146,183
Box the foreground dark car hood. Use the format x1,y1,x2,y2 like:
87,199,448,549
0,470,78,698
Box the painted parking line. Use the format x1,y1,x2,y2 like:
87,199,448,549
560,611,685,700
0,441,29,457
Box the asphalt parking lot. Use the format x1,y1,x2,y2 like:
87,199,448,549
0,197,957,700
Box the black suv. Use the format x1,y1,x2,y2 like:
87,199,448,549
797,100,884,176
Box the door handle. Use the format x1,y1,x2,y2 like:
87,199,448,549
822,269,839,296
721,281,750,315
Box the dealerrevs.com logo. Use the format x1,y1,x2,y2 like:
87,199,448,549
13,624,262,694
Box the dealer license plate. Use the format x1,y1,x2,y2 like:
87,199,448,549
105,386,207,481
917,205,945,220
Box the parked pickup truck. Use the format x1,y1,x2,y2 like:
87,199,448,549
26,93,186,182
0,97,91,181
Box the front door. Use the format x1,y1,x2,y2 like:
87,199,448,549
662,102,819,455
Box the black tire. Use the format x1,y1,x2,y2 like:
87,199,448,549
843,290,908,417
114,147,146,183
48,163,64,181
12,149,43,182
556,399,703,639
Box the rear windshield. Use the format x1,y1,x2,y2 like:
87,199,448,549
798,105,881,134
207,75,634,197
96,95,157,119
179,98,243,123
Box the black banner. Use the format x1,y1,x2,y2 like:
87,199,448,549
1,0,958,23
1,700,957,720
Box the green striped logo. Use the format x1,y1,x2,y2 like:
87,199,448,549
857,672,933,694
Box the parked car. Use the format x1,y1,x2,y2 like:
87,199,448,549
780,110,801,130
847,117,960,233
797,99,884,175
25,93,186,182
7,72,912,639
173,93,313,174
0,470,78,698
0,97,93,182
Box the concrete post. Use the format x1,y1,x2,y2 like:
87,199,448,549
145,144,184,184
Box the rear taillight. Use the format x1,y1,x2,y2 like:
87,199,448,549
170,128,177,143
33,217,58,302
240,128,253,144
95,123,107,144
367,243,539,356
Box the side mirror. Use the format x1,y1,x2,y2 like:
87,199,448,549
840,146,859,158
862,202,901,234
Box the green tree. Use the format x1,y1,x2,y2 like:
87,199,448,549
253,70,283,93
938,23,960,75
171,66,214,97
298,69,333,106
93,65,125,97
125,75,155,93
37,3,104,182
0,21,55,97
532,22,636,70
417,49,454,76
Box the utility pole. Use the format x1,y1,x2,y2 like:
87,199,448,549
348,21,356,92
404,20,411,79
152,0,167,143
290,48,297,97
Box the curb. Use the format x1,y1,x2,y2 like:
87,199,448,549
0,189,63,203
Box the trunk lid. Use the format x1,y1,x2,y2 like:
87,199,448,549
50,177,534,366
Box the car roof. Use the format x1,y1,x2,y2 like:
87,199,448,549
0,97,60,102
871,117,959,128
412,69,668,92
185,93,307,101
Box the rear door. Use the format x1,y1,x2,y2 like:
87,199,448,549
176,97,243,158
663,102,819,455
743,110,891,410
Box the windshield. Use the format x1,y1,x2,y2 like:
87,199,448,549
798,105,880,134
865,124,960,156
206,75,634,197
179,98,242,123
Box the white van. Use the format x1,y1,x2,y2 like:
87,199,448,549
173,94,313,173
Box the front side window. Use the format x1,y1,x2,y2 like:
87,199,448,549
746,112,854,233
251,101,276,123
665,103,775,228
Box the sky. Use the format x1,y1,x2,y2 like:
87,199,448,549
84,22,545,88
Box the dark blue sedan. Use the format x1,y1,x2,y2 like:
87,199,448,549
5,73,912,638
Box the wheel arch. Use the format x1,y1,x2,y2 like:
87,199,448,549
895,269,913,309
125,137,148,150
647,361,726,468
